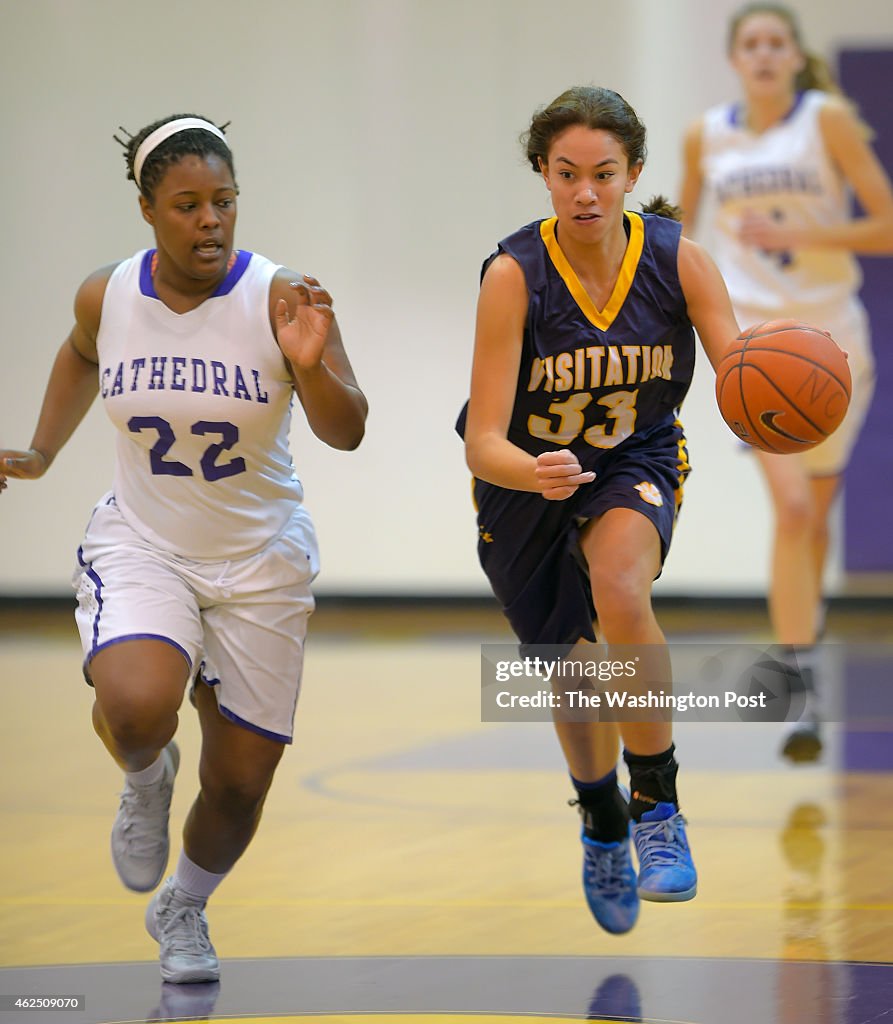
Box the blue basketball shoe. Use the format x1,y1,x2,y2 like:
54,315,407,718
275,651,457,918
581,831,640,934
631,802,697,902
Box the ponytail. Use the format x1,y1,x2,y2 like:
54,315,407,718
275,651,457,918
640,195,683,222
796,51,841,95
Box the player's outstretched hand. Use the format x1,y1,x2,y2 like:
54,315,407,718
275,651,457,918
0,449,48,494
535,450,595,501
274,275,335,372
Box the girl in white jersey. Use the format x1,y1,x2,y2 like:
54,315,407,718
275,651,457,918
679,3,893,762
0,114,367,983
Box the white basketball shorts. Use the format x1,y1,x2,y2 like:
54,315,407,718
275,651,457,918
72,494,319,743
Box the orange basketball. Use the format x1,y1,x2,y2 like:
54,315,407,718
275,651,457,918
715,319,852,454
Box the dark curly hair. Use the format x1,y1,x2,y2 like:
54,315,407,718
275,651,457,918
522,86,680,219
522,86,647,173
115,113,237,202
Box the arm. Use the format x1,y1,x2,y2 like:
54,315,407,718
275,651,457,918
739,98,893,255
0,268,107,491
678,118,705,238
677,236,741,371
269,269,367,451
464,254,595,499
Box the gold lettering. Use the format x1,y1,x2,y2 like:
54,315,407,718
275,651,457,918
604,346,624,387
575,347,586,391
554,351,574,392
527,358,547,393
651,347,663,379
622,345,641,384
587,346,605,388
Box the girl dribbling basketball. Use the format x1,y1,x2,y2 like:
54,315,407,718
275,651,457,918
458,85,745,935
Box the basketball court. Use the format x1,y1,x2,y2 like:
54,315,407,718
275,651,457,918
1,600,891,1023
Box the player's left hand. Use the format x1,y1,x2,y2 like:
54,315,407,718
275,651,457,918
737,209,801,251
274,275,335,371
535,450,595,501
0,448,48,493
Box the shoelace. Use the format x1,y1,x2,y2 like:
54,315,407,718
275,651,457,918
634,813,689,871
583,843,633,895
118,781,171,851
159,899,213,956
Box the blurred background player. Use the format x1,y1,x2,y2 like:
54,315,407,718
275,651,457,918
679,2,893,761
0,114,367,982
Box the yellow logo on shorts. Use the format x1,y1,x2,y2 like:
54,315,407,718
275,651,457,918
634,481,663,507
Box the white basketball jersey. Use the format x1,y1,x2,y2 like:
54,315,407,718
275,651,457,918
700,90,861,315
96,249,308,560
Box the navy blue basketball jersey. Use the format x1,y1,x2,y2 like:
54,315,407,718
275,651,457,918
459,212,695,474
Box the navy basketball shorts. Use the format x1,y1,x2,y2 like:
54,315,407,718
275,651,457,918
472,422,690,649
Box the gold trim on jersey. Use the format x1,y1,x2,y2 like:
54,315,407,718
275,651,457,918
540,212,644,331
673,418,691,515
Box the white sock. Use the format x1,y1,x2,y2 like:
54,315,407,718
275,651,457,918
125,752,166,788
173,851,227,903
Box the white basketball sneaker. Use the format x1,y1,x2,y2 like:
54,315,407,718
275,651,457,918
146,877,220,984
111,741,180,892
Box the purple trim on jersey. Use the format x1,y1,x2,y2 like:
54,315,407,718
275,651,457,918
729,91,805,127
199,662,220,687
138,249,252,299
84,563,104,654
86,634,192,671
212,249,252,295
139,250,155,297
785,91,807,121
217,703,292,744
195,666,291,743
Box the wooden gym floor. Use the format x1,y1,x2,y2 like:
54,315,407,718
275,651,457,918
1,599,892,1024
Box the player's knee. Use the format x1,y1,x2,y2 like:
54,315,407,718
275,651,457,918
591,562,638,603
775,491,816,534
200,770,275,821
812,518,831,551
591,573,651,633
98,701,176,752
89,641,188,749
206,781,269,822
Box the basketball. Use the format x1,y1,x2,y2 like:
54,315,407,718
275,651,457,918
714,319,852,454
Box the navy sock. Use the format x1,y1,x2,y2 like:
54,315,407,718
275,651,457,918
570,769,629,843
623,745,679,822
778,645,820,719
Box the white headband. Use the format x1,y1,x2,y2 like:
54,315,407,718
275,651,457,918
133,117,228,188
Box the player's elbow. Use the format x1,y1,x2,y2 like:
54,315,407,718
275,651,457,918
465,444,486,480
341,427,365,451
334,419,366,451
315,410,367,451
465,433,498,479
